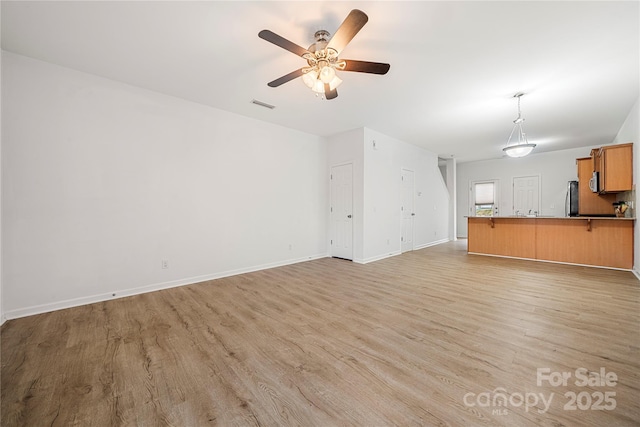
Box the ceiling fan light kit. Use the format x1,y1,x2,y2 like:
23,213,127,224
503,92,537,158
258,9,390,100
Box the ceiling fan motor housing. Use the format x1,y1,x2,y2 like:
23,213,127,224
313,30,330,43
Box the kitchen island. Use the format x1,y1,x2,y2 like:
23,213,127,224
467,216,634,270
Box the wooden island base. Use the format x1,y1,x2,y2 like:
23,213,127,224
467,216,634,270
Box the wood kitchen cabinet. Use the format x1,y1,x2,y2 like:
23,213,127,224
468,217,634,269
535,218,633,269
467,217,536,258
595,142,633,193
576,157,615,215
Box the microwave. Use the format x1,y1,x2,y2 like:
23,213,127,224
589,171,599,193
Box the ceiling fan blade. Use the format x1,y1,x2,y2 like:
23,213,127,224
327,9,368,54
259,30,310,57
342,60,390,75
324,83,338,100
268,69,304,87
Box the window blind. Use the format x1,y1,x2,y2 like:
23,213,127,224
475,183,494,205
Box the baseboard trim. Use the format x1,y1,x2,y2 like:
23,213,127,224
354,239,451,264
415,238,450,250
355,251,402,264
4,253,329,320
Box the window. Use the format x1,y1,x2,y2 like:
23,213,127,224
470,180,499,217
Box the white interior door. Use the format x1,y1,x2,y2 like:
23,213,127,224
331,163,353,260
513,175,540,215
401,169,415,253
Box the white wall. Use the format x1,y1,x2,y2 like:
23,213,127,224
611,98,639,146
363,128,449,262
610,98,639,274
0,37,3,325
456,145,603,238
2,52,328,318
327,127,450,264
1,52,452,319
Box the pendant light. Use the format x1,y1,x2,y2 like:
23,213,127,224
503,93,536,158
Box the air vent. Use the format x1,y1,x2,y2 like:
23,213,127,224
251,99,276,110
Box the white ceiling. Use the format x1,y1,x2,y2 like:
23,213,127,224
2,1,638,162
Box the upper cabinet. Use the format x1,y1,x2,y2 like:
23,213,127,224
592,143,633,193
577,157,616,215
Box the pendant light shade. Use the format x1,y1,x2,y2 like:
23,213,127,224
503,143,536,158
503,93,536,158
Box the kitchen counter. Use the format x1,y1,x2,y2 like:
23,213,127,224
466,215,634,220
467,216,633,269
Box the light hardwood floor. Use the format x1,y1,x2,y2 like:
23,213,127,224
2,240,639,426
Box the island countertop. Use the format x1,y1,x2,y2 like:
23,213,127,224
467,216,633,270
465,215,634,220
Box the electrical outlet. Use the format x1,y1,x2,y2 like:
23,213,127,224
161,260,169,269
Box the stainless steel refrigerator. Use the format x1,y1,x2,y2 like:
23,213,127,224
565,181,579,217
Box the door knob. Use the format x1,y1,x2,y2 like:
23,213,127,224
411,213,415,216
347,215,352,218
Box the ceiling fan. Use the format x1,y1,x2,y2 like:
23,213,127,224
258,9,390,100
